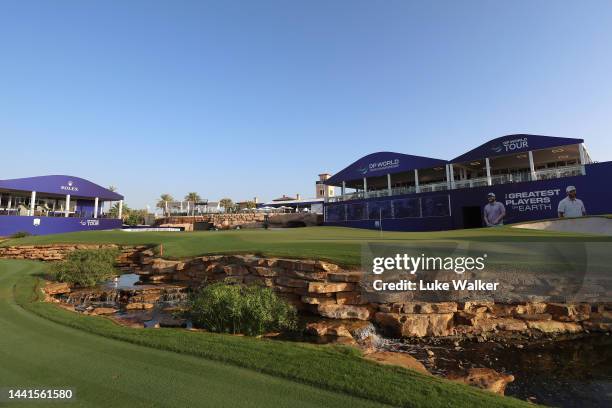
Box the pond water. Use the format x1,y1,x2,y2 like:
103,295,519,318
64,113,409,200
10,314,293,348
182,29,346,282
103,273,141,289
387,335,612,407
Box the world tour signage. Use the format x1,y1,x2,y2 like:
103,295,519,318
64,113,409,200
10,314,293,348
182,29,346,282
504,189,561,212
491,137,529,154
60,180,79,192
358,159,400,175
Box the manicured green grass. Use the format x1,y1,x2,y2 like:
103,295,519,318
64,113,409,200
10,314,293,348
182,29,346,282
2,226,610,267
1,259,532,408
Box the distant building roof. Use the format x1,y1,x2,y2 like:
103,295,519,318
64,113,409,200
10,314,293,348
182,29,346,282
0,175,123,200
325,152,447,186
325,135,586,186
272,195,297,202
451,134,584,163
260,197,323,207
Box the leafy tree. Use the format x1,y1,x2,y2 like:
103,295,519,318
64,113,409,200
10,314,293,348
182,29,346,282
125,209,148,226
157,194,174,217
109,202,130,220
184,192,201,216
108,203,147,225
244,200,257,210
219,198,234,213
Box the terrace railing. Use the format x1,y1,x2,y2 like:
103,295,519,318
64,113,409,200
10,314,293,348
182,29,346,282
534,165,584,180
326,165,586,203
328,185,420,202
418,181,449,193
453,177,489,189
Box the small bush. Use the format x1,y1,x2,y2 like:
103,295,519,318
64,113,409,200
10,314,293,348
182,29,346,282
188,283,297,336
10,231,32,239
51,249,119,287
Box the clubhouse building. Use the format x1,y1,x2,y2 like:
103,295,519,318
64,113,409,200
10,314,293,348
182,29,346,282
323,134,612,231
0,175,124,236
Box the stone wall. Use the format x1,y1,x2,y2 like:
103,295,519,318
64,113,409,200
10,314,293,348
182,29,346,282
156,213,322,230
0,244,147,269
2,244,610,337
137,251,612,337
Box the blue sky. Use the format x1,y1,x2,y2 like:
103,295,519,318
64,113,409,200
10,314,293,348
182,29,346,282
1,1,611,209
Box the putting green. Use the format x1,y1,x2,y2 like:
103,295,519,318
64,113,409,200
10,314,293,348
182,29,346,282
3,226,610,267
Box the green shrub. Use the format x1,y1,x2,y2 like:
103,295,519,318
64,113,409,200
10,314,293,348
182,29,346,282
51,249,119,287
125,213,141,226
10,231,32,239
188,282,297,335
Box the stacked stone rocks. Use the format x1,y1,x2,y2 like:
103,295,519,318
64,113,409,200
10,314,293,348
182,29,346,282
157,213,321,230
374,300,611,337
138,252,372,320
0,244,145,269
3,244,611,338
136,251,612,337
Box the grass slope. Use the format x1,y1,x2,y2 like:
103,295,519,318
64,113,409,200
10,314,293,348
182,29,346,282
1,259,531,408
3,226,610,267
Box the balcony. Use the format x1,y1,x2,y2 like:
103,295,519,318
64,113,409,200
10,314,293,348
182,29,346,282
327,164,585,203
535,165,584,180
418,181,448,193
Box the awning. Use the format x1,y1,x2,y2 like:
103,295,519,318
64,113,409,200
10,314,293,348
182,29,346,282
0,175,124,201
325,152,447,186
451,134,583,163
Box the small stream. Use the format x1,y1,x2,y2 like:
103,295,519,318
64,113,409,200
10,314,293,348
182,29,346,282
61,273,192,328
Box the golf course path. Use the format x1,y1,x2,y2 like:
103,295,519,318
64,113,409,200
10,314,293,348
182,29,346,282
0,260,388,408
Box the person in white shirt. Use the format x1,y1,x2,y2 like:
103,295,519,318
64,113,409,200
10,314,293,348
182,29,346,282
557,186,586,218
483,192,506,226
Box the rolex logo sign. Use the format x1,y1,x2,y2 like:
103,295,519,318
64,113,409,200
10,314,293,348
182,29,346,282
61,180,79,192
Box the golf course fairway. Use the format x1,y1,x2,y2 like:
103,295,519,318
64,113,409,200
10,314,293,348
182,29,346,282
0,259,532,408
0,260,389,408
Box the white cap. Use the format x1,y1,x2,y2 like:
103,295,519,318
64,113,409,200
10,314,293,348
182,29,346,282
566,186,576,193
488,192,496,197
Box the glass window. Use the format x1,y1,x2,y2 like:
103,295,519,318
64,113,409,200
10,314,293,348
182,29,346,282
393,198,421,218
422,195,450,217
326,204,345,222
368,201,393,220
346,203,366,220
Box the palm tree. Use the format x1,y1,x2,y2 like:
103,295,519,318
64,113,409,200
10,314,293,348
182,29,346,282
184,192,201,216
156,194,174,217
109,202,131,220
219,198,234,213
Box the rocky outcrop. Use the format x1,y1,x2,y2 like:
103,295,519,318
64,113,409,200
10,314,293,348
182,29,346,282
525,320,583,334
375,312,454,337
90,307,118,315
125,302,155,310
137,253,368,316
447,368,514,395
156,213,322,230
317,304,370,320
43,281,189,316
5,243,610,338
0,244,146,268
364,351,429,375
44,282,71,295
